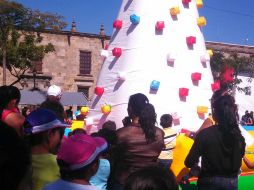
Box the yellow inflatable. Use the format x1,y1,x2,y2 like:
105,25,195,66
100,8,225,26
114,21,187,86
71,120,85,131
170,132,254,181
170,134,194,181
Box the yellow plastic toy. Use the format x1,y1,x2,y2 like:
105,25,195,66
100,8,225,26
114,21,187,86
170,7,180,16
170,134,194,181
81,106,89,115
197,106,208,114
197,16,206,27
71,120,85,131
242,150,254,172
241,130,254,173
101,104,111,114
207,49,213,58
196,0,203,9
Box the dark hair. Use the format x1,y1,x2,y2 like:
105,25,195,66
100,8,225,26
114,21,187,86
124,165,178,190
0,85,21,118
57,157,99,180
160,114,173,128
102,120,116,131
92,129,117,146
40,100,64,121
0,121,31,190
68,128,87,137
139,103,157,143
22,107,30,117
211,90,244,142
128,93,149,119
24,121,64,147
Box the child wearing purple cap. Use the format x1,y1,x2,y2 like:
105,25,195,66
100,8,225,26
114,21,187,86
24,108,70,190
43,133,107,190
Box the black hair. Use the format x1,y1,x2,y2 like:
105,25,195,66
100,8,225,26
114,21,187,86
40,100,65,121
160,114,173,128
128,93,149,119
102,120,116,131
24,121,64,147
57,157,99,180
0,85,21,118
0,121,31,190
92,128,117,147
139,103,157,143
211,90,245,147
21,107,30,117
68,128,87,137
124,165,178,190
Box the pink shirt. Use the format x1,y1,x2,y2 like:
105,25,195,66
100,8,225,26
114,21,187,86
1,107,19,121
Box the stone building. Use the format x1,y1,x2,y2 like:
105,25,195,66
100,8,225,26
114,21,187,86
0,23,110,101
1,23,254,102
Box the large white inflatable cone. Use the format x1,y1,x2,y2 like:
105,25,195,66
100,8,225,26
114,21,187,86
86,0,214,133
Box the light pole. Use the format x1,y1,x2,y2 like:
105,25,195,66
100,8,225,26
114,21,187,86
2,49,7,85
100,24,106,49
32,68,36,90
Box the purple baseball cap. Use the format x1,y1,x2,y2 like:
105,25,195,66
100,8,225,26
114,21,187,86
25,108,70,134
57,133,107,170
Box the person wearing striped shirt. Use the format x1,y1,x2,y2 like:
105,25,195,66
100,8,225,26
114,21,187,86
158,114,177,169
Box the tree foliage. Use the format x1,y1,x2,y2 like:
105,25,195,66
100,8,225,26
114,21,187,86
0,0,67,85
210,50,254,94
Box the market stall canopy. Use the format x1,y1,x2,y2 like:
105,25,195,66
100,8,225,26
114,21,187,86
20,90,88,106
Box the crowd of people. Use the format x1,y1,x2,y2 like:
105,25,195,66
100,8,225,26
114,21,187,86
240,110,254,126
0,84,253,190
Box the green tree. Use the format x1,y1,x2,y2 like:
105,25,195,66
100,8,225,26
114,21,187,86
0,0,67,85
210,50,254,93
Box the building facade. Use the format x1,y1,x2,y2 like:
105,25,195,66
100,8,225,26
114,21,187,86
1,28,254,102
0,25,110,101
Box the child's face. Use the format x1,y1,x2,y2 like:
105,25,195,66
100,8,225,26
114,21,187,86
48,128,65,155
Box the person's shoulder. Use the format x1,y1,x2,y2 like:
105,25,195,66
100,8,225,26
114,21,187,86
32,154,57,164
155,127,165,136
163,127,176,133
117,125,142,139
42,179,61,190
197,124,217,136
85,185,100,190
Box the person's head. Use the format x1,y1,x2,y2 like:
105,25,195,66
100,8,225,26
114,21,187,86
46,85,62,101
24,108,70,154
245,110,249,115
211,90,242,138
40,100,65,121
160,114,173,128
128,93,149,119
22,107,31,118
68,128,87,137
0,121,32,190
124,165,178,190
92,128,117,148
0,85,21,110
57,134,107,182
139,103,157,142
102,120,116,131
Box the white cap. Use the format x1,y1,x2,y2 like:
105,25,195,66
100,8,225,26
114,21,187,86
47,85,62,97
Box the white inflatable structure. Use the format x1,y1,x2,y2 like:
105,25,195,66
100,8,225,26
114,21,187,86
86,0,216,133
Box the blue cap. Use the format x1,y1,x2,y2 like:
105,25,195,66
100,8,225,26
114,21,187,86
25,108,70,134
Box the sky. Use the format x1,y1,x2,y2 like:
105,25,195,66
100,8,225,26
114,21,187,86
15,0,254,46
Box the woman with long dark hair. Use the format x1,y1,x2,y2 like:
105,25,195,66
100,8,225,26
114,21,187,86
112,93,164,190
0,85,25,136
185,89,246,190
